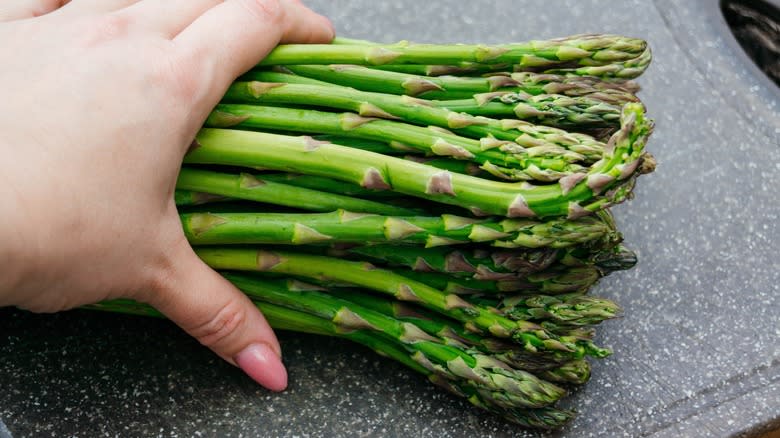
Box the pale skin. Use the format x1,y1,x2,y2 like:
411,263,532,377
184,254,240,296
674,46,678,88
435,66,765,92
0,0,334,391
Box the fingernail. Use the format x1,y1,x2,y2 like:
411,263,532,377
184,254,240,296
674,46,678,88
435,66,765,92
234,343,288,392
325,18,336,41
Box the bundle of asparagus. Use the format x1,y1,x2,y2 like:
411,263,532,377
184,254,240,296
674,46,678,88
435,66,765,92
89,34,655,429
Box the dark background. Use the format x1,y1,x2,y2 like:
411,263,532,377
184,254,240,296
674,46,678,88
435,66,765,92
2,0,779,436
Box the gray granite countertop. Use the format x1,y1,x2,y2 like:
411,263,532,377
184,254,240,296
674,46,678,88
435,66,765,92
1,0,779,437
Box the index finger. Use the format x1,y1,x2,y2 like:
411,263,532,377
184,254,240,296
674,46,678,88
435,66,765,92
174,0,333,106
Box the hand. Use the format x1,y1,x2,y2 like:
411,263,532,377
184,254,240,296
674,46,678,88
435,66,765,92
0,0,334,391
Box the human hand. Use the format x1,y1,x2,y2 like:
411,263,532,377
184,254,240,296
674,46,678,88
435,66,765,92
0,0,334,391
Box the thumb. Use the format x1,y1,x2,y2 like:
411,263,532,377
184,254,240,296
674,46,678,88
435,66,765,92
144,242,287,391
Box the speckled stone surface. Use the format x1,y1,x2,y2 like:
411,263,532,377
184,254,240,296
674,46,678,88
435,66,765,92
1,0,779,437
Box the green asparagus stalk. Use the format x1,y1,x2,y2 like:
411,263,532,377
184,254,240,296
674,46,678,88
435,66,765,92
174,189,232,207
176,167,421,216
190,103,653,218
341,244,560,278
275,64,640,103
321,286,591,382
468,293,620,326
257,35,649,79
257,172,401,198
181,210,615,249
254,300,577,428
536,360,591,385
86,293,585,379
371,51,650,79
365,265,602,296
196,247,608,357
225,273,569,408
431,93,623,129
86,297,574,428
340,228,628,281
543,46,652,79
222,81,605,164
211,102,588,183
559,243,638,273
216,105,591,182
248,68,630,129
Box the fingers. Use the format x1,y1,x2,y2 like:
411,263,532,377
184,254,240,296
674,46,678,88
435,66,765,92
56,0,140,15
114,0,221,38
0,0,69,21
145,241,287,391
174,0,333,105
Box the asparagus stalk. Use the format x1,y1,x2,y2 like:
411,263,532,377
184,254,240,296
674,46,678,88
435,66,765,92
225,273,569,408
379,45,651,80
431,93,622,129
182,210,614,249
174,189,232,207
361,265,602,296
86,298,574,428
371,51,650,79
558,243,638,273
543,46,652,79
86,293,587,381
190,103,653,218
469,293,620,326
341,244,560,278
196,247,609,357
276,64,640,103
211,102,587,183
222,81,604,164
322,286,591,382
214,103,591,183
537,360,591,385
343,241,628,281
257,172,401,198
176,167,421,216
262,65,638,130
256,300,577,429
257,35,649,79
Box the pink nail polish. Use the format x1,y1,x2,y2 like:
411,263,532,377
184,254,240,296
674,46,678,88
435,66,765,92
234,343,288,392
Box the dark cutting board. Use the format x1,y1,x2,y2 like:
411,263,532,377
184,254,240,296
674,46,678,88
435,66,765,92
1,1,778,436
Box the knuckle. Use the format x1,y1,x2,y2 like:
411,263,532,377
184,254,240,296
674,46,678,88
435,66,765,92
189,300,247,349
83,13,131,45
155,55,202,102
142,43,204,104
242,0,284,24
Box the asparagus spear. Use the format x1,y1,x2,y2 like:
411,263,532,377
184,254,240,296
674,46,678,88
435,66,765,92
181,210,614,249
253,300,577,429
248,68,630,128
257,172,401,198
86,298,574,428
341,244,561,278
544,46,652,79
211,102,589,183
190,103,653,218
378,45,652,80
276,64,640,103
225,273,569,408
176,167,421,216
196,247,609,357
360,264,602,296
342,241,625,283
322,286,591,382
222,81,604,164
468,293,620,326
174,189,232,207
431,93,623,129
537,360,591,385
257,34,649,79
